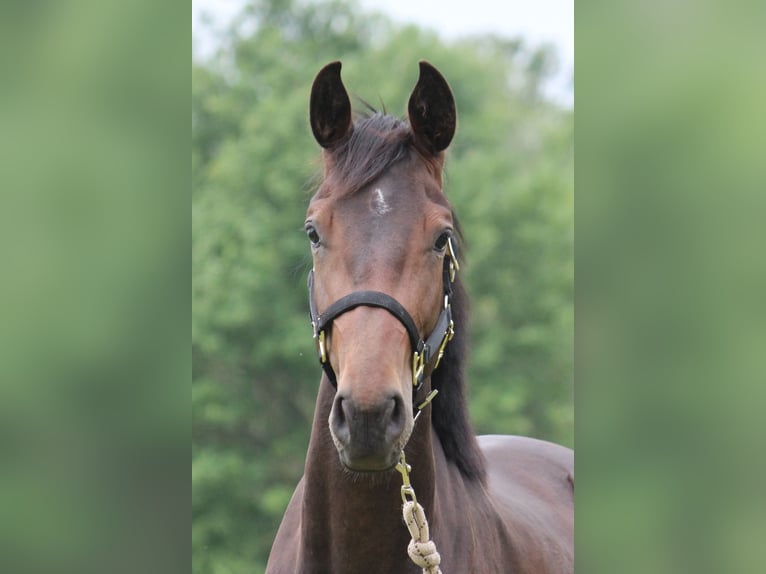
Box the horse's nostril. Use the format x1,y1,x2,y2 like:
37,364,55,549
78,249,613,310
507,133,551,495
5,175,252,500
330,393,407,449
385,395,406,442
330,395,350,444
338,397,348,424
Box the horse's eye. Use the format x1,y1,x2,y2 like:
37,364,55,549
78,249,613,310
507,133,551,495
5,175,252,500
434,231,451,251
306,225,321,246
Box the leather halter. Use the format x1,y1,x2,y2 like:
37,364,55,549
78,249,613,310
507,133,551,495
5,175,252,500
308,238,459,396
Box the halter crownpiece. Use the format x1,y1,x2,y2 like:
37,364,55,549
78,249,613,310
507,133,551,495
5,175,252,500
308,238,459,395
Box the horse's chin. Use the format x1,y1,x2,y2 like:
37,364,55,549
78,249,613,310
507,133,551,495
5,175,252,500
329,418,413,473
336,449,400,473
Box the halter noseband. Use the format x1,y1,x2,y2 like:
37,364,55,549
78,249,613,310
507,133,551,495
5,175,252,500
308,238,459,395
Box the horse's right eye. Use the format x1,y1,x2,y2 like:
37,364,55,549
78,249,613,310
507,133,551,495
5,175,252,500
306,225,321,246
434,231,451,251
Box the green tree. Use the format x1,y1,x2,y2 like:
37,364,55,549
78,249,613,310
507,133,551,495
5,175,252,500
193,1,572,571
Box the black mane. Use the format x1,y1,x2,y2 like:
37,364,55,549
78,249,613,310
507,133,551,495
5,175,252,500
320,112,487,483
320,112,413,197
430,260,487,484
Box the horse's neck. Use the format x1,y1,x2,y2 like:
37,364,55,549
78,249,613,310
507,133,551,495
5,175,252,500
299,380,438,573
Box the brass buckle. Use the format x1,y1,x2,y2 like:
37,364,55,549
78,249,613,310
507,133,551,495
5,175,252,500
412,350,425,387
317,330,327,364
446,237,459,282
432,319,454,372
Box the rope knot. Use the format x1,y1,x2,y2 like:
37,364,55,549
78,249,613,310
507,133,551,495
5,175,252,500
408,540,441,569
403,500,442,573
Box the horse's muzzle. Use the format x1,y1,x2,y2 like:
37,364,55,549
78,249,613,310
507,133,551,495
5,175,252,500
329,392,408,471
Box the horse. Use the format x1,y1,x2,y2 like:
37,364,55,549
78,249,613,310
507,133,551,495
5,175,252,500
266,61,574,574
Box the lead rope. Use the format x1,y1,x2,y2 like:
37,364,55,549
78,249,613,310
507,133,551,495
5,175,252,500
395,390,443,574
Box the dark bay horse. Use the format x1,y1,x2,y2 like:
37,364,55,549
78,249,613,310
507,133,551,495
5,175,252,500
266,61,573,574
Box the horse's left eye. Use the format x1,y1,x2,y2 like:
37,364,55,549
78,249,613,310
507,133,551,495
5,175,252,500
434,231,451,251
306,225,321,246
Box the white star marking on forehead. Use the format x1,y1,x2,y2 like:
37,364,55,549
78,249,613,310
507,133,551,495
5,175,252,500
371,187,392,216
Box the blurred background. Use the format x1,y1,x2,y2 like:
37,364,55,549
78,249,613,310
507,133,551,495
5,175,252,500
3,1,765,572
192,0,573,571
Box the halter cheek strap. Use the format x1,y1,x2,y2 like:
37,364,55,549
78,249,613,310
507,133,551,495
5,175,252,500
308,238,459,395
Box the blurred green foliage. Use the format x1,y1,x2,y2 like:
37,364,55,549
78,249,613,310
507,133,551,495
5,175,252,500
6,0,765,572
0,1,188,573
577,1,766,573
192,0,572,571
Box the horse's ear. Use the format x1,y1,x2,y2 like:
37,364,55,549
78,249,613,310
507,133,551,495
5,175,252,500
408,61,456,154
310,61,352,149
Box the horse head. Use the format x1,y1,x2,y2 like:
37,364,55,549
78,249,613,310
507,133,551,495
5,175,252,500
306,61,458,472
